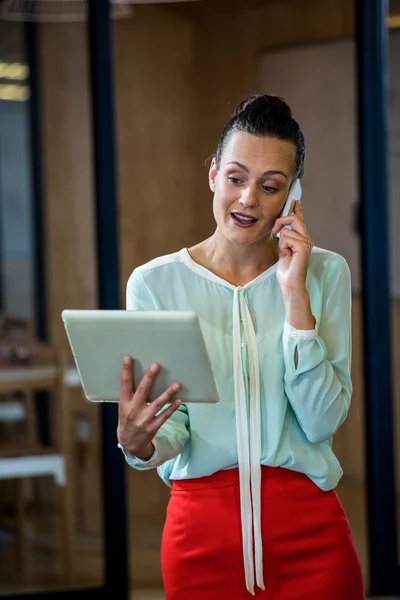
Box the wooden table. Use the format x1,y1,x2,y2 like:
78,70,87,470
0,338,58,394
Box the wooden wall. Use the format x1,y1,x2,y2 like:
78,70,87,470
39,23,97,344
38,0,399,588
186,0,354,225
114,6,197,585
39,22,103,536
115,5,196,294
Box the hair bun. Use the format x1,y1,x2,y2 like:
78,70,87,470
234,94,292,119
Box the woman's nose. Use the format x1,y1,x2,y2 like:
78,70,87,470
240,185,259,208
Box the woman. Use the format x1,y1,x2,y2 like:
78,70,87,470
117,95,365,599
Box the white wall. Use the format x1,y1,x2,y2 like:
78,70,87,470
259,39,360,291
260,35,400,298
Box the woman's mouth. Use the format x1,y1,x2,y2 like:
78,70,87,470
231,212,259,227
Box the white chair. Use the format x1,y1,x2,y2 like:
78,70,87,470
0,357,74,578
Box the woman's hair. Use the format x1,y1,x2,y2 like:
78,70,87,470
215,94,305,179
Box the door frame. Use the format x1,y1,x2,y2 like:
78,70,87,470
356,0,400,594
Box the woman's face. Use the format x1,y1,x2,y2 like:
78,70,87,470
209,131,297,246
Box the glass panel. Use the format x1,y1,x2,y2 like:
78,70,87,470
0,13,105,596
388,15,400,566
0,21,34,322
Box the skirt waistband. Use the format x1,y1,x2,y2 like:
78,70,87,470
171,465,306,491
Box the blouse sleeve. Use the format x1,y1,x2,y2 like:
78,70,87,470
120,268,190,471
282,255,352,444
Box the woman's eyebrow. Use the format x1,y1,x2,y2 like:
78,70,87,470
227,161,288,179
263,170,288,179
227,161,249,172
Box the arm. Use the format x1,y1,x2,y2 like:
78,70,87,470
282,255,352,444
118,268,190,471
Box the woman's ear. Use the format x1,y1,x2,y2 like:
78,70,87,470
209,158,217,193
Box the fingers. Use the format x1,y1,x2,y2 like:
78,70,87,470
151,399,183,432
273,216,306,237
120,356,134,403
134,362,161,405
278,228,313,253
293,199,304,219
146,382,181,418
279,228,312,244
273,201,306,237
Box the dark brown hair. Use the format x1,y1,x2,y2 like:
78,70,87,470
215,94,305,179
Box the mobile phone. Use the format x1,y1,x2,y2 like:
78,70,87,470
276,179,302,238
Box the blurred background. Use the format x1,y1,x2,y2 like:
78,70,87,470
0,0,399,599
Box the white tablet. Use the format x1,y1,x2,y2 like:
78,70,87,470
61,310,220,404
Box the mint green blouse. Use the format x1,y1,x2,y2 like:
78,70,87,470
120,246,352,594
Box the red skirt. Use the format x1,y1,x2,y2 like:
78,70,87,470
161,466,364,599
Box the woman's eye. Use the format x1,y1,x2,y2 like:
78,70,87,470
262,185,279,194
228,176,242,185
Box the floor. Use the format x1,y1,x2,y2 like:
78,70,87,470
130,592,400,599
129,592,400,600
0,478,399,598
133,597,399,600
130,593,164,600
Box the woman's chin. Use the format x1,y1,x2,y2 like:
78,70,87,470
226,231,267,247
223,223,271,246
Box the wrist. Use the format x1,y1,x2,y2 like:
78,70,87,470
281,285,308,301
125,442,155,461
282,288,315,331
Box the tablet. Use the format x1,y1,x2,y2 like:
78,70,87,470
61,310,220,404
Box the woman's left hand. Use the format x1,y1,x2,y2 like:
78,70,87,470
272,200,313,293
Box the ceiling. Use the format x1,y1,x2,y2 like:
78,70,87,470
0,0,399,65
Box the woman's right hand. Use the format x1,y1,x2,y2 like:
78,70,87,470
117,356,182,460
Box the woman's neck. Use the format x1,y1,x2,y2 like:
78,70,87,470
189,230,279,287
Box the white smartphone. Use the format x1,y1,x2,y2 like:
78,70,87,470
276,179,302,238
